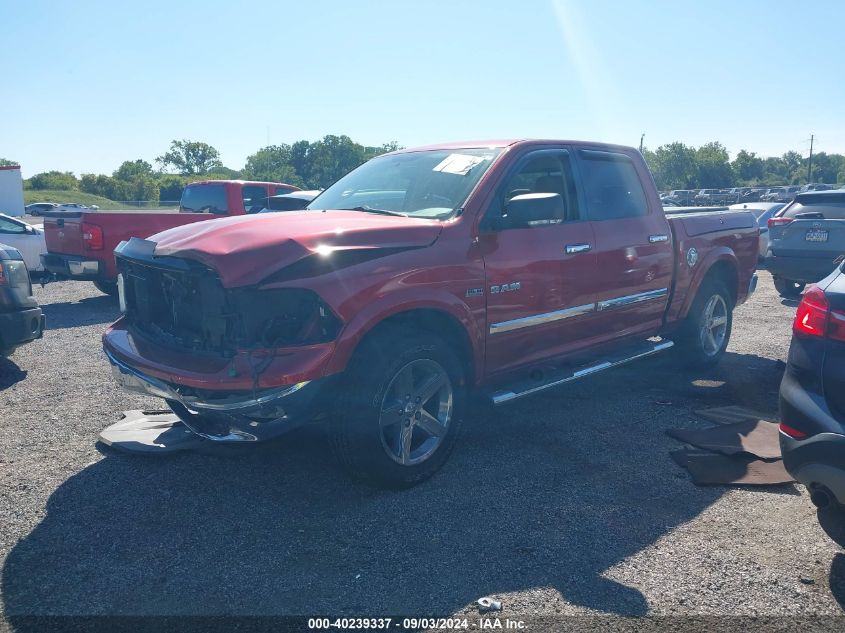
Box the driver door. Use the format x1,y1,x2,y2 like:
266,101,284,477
478,149,598,378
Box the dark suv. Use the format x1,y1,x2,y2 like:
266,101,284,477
780,263,845,513
0,244,45,356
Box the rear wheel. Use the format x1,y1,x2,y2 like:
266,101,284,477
773,277,806,298
93,280,118,296
675,279,733,368
329,327,465,488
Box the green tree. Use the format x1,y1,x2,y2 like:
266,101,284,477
761,157,788,184
114,159,153,181
695,142,734,187
243,144,302,186
0,158,18,167
807,152,844,184
28,171,79,190
157,175,189,202
128,176,160,204
304,134,373,189
289,140,312,184
644,142,698,189
156,140,223,175
731,150,764,183
202,166,242,179
80,174,131,200
781,150,803,184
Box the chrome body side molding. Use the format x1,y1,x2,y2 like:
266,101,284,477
489,303,595,335
597,288,668,312
489,288,670,335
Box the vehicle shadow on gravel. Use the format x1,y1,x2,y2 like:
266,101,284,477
0,357,27,391
828,553,845,611
39,295,120,330
2,351,781,620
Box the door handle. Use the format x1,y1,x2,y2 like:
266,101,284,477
565,243,592,254
649,234,669,243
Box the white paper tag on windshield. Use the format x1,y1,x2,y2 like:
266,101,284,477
432,153,485,176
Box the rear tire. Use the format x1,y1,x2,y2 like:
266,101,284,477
329,327,466,488
93,280,118,296
675,279,733,368
773,277,805,298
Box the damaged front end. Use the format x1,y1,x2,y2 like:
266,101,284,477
105,237,342,441
116,238,341,357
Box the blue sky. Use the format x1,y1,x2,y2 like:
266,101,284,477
2,0,843,177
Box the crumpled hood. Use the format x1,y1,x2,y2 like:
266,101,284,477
150,210,443,287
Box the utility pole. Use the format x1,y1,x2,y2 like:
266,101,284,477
639,133,645,154
807,134,814,183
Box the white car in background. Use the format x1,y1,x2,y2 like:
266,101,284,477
55,202,98,212
729,202,785,261
0,213,46,273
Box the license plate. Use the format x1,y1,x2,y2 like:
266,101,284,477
805,229,829,242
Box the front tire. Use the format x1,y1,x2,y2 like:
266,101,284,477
773,277,805,298
675,279,733,368
329,327,466,488
93,280,118,296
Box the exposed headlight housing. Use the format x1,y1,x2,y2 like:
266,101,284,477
230,287,342,348
118,254,341,355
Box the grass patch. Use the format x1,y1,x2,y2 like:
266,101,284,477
24,190,177,210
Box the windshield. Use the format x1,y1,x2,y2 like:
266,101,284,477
306,148,502,220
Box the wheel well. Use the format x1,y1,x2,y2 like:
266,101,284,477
702,260,738,306
361,309,475,383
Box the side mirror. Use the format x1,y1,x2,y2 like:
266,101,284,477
504,193,565,228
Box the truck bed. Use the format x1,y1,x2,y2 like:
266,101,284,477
42,211,210,282
665,207,759,322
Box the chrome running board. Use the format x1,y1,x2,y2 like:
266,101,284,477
489,340,674,405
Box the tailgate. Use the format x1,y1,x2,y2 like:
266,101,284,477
43,214,85,255
770,218,845,259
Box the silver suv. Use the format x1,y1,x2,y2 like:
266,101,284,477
765,191,845,296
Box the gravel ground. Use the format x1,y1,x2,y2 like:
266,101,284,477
1,273,844,627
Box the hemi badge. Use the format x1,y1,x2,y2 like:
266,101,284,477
466,288,484,298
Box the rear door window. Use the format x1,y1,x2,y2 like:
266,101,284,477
577,150,648,220
179,184,228,213
241,185,269,214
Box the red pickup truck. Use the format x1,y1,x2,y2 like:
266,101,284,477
103,140,759,487
41,180,299,295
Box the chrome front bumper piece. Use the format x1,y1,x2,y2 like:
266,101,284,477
105,350,320,442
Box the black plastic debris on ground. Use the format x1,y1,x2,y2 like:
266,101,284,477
98,410,207,454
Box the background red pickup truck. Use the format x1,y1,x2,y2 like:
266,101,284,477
40,179,298,294
104,140,759,487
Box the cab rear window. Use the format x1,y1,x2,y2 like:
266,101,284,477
180,184,228,213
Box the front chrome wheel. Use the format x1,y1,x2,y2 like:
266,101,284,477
699,293,728,357
379,359,453,466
